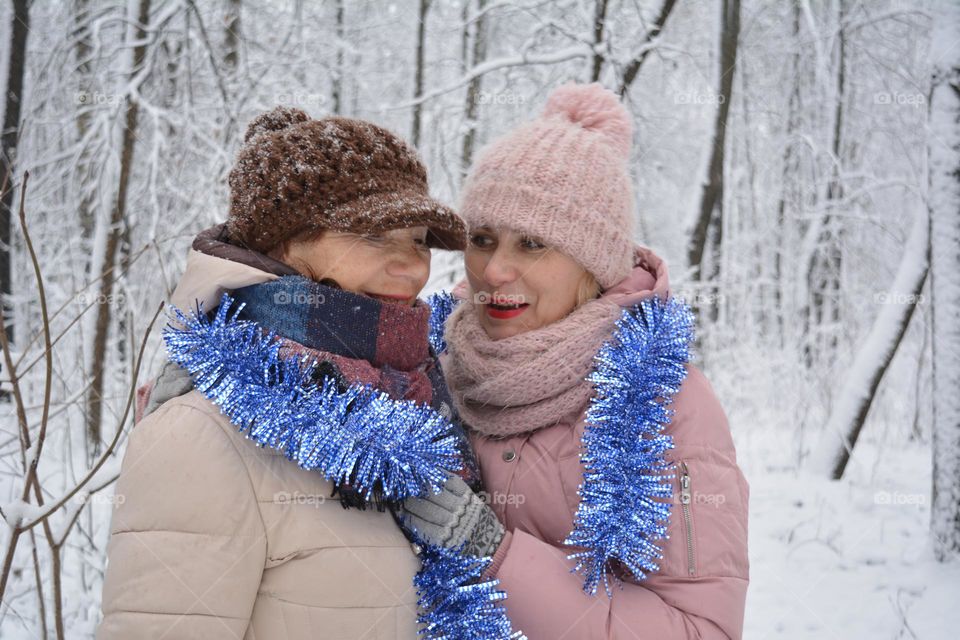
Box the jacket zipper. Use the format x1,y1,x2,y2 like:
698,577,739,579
678,460,696,576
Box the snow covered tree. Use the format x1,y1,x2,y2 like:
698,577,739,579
84,0,152,455
687,0,740,325
929,0,960,561
0,0,29,349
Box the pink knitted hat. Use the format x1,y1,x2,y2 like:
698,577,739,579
459,82,635,288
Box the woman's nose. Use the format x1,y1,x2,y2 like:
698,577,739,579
482,248,519,288
386,243,430,282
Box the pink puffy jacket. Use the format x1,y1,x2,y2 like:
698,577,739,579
451,246,749,639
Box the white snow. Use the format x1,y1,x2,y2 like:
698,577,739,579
742,431,959,638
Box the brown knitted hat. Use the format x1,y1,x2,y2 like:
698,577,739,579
226,107,465,253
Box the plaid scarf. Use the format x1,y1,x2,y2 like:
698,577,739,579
232,275,481,507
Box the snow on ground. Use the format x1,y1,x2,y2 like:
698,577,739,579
740,429,960,639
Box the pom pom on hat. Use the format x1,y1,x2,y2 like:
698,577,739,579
542,82,633,159
243,106,310,142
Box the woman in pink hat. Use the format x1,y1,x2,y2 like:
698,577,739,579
401,83,750,639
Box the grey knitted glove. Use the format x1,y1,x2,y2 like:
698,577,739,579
144,358,194,417
399,472,504,557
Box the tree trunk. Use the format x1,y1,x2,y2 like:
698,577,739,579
460,0,488,176
0,0,30,351
223,0,241,71
686,0,740,315
332,0,344,114
805,0,848,369
809,208,929,479
589,0,608,82
73,0,97,246
929,0,960,561
619,0,677,97
84,0,152,452
411,0,431,146
772,0,804,348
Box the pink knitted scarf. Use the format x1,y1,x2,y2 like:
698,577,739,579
442,295,623,437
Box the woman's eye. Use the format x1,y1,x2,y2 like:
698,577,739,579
414,236,429,248
470,233,493,248
520,236,545,250
362,233,385,243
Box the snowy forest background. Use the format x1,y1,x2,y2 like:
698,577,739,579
0,0,958,637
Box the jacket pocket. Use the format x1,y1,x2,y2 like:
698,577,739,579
676,459,697,577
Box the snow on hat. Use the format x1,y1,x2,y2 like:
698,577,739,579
458,82,636,288
227,106,466,253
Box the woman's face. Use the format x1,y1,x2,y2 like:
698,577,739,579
464,226,597,340
279,226,431,306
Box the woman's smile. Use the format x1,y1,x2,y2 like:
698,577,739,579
485,300,530,319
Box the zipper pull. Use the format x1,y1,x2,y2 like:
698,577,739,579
679,462,691,505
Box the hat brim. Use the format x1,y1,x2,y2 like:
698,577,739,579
315,189,466,251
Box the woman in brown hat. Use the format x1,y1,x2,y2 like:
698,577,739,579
96,107,503,639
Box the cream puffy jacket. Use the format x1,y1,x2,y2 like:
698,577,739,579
96,249,420,639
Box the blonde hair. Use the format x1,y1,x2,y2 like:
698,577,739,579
575,270,602,308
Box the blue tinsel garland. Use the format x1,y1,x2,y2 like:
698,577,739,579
427,290,458,354
163,293,523,639
413,535,526,640
564,296,694,595
426,292,695,597
163,293,462,500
